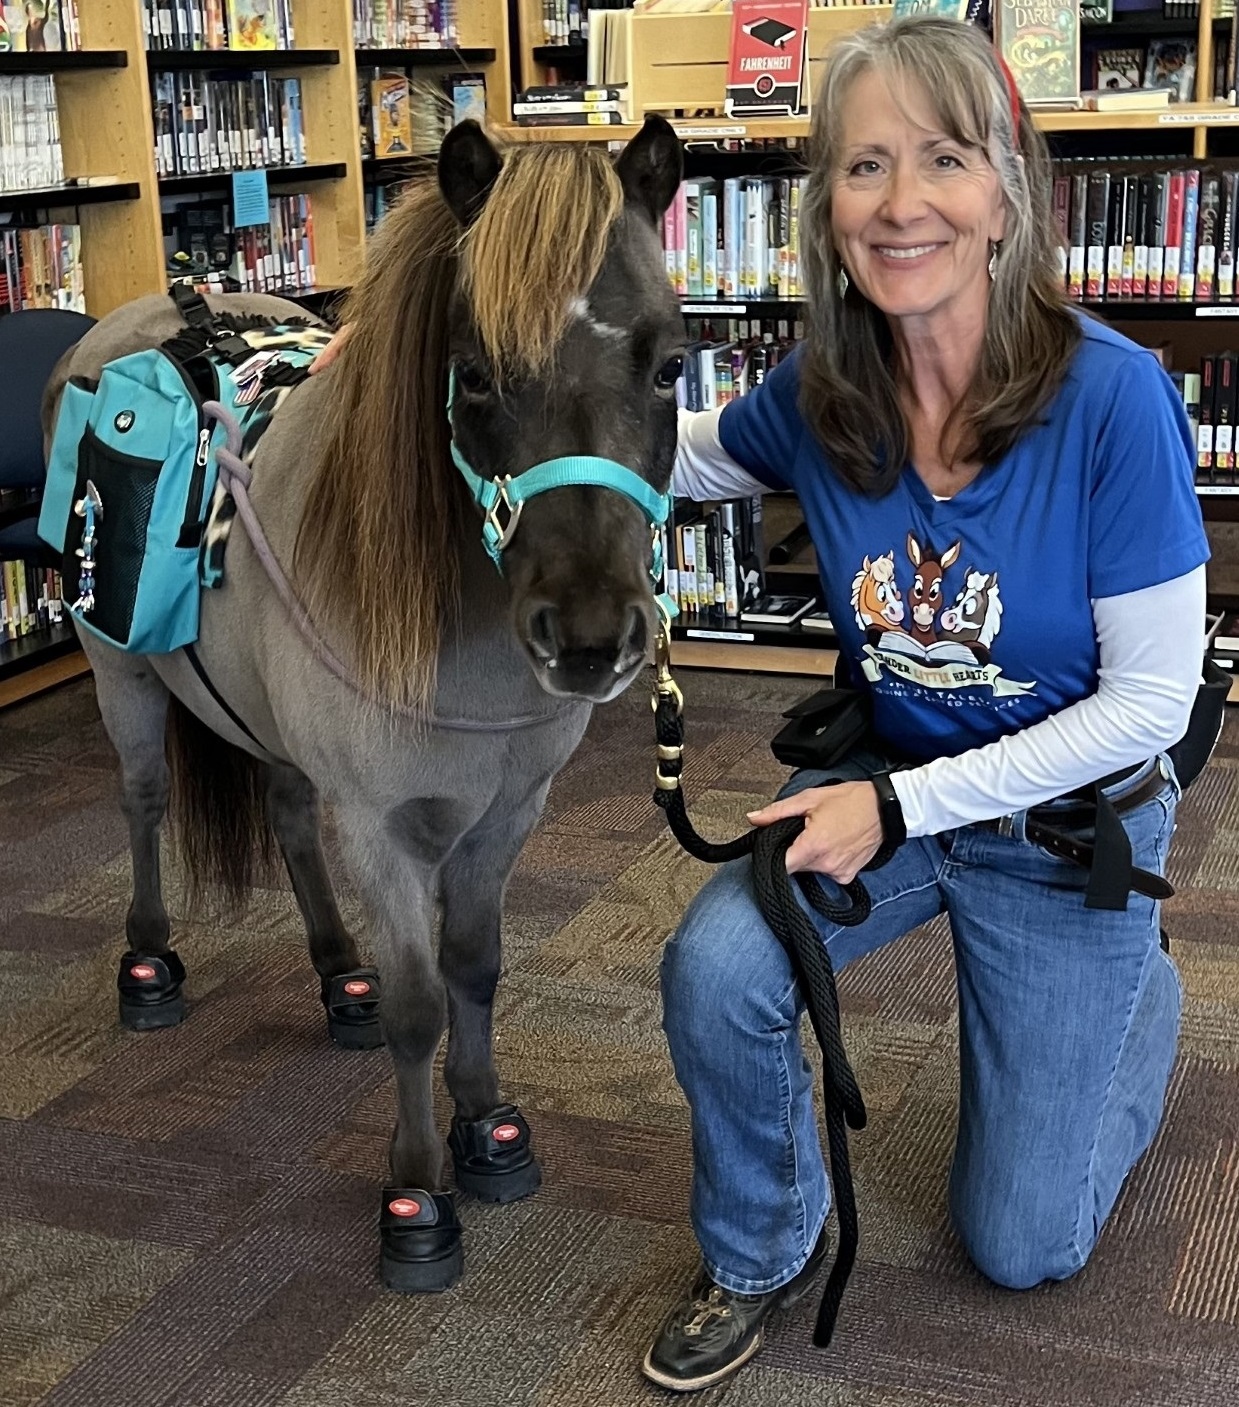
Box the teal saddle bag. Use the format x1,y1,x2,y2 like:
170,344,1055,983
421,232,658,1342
38,285,332,654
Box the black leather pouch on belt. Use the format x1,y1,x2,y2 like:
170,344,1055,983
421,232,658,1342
770,687,874,772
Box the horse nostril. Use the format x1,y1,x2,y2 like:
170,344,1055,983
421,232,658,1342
624,605,647,660
526,605,562,664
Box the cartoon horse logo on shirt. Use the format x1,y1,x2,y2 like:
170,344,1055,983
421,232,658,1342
850,551,905,644
906,534,961,647
940,568,1003,665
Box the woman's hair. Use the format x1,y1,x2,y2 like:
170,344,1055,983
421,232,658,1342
798,16,1080,494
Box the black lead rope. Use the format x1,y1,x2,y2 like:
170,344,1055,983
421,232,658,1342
651,668,895,1347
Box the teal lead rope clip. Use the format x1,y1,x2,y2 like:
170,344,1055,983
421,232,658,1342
71,479,103,614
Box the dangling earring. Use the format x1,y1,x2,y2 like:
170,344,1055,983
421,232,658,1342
988,241,1001,282
837,265,849,300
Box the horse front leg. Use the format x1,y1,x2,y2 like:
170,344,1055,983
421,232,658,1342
265,764,380,1050
440,783,551,1205
333,800,462,1293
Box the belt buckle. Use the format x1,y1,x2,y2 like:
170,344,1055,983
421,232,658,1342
993,814,1014,838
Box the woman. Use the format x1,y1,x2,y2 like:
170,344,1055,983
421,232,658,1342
312,17,1207,1392
641,17,1206,1394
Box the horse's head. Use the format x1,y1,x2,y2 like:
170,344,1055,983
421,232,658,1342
438,117,684,703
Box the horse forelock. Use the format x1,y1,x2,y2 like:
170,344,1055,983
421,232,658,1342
461,145,625,380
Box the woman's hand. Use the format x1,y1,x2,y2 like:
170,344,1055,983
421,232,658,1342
748,781,885,881
308,321,354,374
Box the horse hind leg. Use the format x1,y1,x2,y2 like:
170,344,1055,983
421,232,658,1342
83,640,186,1030
264,763,381,1050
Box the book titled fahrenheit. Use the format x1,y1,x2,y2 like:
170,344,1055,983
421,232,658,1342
995,0,1081,108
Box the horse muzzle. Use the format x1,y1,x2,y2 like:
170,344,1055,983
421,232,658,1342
521,599,649,702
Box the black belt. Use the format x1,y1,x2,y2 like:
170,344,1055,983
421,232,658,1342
977,762,1173,904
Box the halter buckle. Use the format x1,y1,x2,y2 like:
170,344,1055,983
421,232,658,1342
483,477,524,555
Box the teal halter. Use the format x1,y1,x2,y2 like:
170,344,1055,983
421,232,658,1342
446,368,678,621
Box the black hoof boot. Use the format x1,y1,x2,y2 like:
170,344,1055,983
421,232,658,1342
379,1188,463,1293
118,950,187,1031
321,969,383,1049
448,1105,542,1203
1160,927,1171,954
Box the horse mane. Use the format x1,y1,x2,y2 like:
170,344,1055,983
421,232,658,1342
977,572,1003,647
293,142,626,711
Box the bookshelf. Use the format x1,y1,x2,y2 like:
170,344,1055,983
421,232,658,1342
0,0,511,706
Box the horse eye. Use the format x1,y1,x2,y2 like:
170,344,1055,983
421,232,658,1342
654,355,684,392
455,362,486,395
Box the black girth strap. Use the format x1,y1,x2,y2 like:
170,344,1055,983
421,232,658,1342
182,643,270,755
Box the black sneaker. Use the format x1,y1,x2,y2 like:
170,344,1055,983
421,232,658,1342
641,1228,829,1393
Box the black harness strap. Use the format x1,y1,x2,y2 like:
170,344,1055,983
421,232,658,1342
182,643,272,756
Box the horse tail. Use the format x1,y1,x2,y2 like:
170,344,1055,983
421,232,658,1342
165,695,276,914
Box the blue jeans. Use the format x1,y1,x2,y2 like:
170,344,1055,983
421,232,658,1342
660,750,1183,1296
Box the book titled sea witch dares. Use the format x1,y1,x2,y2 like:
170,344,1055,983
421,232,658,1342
725,0,810,120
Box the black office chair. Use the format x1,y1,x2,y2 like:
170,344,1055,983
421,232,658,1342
0,307,97,566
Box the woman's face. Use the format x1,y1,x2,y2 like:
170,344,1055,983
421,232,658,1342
830,67,1007,330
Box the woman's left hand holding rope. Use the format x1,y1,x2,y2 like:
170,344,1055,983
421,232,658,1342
748,782,885,881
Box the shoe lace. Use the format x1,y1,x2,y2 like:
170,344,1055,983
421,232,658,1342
682,1286,733,1337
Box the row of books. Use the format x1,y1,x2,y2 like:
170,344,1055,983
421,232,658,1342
162,194,318,293
1,222,83,312
143,0,294,52
354,0,458,50
1170,352,1239,486
152,73,306,179
660,497,765,622
0,560,64,645
663,177,807,303
0,1,79,53
360,69,486,160
1052,164,1239,303
1084,38,1200,105
677,324,799,412
0,75,62,195
510,84,631,127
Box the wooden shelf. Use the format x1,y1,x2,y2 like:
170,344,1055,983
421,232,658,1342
157,162,346,194
0,621,79,685
145,47,339,71
354,47,495,67
0,181,140,214
0,50,127,71
531,45,587,64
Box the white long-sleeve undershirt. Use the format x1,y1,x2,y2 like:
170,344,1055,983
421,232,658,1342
673,407,1205,838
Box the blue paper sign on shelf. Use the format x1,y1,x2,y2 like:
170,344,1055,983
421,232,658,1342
232,169,270,227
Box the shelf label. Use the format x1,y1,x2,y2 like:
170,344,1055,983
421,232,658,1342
672,124,750,138
232,168,270,226
1160,109,1239,124
1195,485,1239,495
1195,306,1239,317
681,303,747,315
685,628,756,642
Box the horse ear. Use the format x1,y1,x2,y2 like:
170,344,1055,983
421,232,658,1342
615,115,683,226
906,533,921,566
941,540,962,571
438,120,504,227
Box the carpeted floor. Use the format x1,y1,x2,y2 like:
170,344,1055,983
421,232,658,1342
1,669,1237,1407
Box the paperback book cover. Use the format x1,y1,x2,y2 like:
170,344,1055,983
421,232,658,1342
725,0,810,119
995,0,1081,107
227,0,278,51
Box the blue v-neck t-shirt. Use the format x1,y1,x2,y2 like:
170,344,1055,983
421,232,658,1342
717,316,1209,763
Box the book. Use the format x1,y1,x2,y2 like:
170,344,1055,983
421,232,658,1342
1079,88,1171,112
799,609,835,632
740,593,817,627
995,0,1081,108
